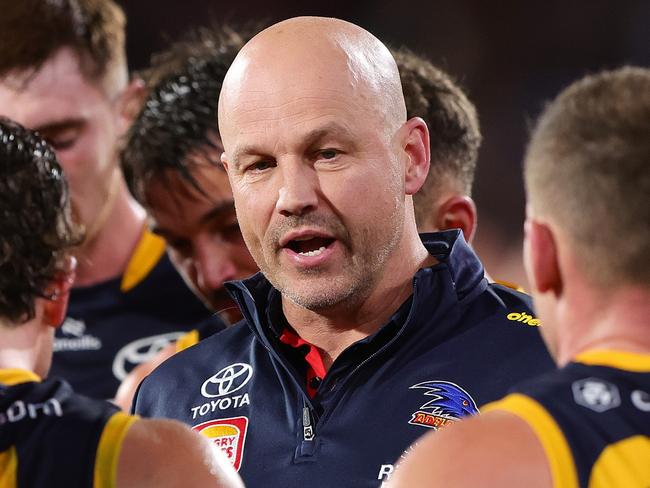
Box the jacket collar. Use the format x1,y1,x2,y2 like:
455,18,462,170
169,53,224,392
225,229,486,338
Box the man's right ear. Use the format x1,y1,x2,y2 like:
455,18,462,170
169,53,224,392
524,219,562,297
117,77,147,135
220,152,230,173
434,195,478,244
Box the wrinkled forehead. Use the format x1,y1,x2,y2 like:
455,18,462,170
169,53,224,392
219,25,404,149
222,73,389,156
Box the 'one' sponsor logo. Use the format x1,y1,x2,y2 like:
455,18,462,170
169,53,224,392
506,312,540,326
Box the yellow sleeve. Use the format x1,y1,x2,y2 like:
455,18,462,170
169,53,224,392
175,329,200,352
94,412,139,488
0,447,17,488
483,394,579,488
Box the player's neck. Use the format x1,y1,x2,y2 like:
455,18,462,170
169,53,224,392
74,181,147,287
557,285,650,365
0,318,45,375
282,226,434,370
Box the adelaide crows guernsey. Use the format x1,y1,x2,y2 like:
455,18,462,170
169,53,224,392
50,229,212,399
485,350,650,488
134,230,555,487
0,369,136,487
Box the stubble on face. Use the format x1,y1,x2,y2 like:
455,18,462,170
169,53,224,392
243,180,404,313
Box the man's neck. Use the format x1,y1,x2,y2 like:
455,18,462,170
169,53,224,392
0,318,45,375
74,180,147,287
282,230,434,370
557,285,650,365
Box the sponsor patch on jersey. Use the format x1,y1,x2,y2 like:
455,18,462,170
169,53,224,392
201,363,253,398
408,380,479,430
193,416,248,472
572,377,621,412
53,318,102,352
506,312,540,326
112,332,184,381
631,390,650,412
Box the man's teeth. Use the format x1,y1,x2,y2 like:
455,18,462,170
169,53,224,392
298,246,326,257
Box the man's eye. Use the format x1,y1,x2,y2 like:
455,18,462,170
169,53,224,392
247,160,275,172
46,136,76,151
318,149,338,160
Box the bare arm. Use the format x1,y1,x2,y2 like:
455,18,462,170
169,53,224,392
117,418,244,488
387,410,552,488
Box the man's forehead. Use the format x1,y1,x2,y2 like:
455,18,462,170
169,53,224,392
147,164,231,202
221,82,377,154
0,56,98,128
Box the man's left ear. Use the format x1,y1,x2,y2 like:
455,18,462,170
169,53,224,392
116,77,147,136
43,259,76,329
435,196,478,244
402,117,430,195
524,218,562,298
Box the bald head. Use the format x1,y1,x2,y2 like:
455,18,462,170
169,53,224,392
218,17,406,148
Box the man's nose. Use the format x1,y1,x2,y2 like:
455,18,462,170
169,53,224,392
275,160,319,216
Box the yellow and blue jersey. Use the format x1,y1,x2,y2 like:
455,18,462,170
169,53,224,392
50,229,215,399
485,350,650,488
0,369,137,487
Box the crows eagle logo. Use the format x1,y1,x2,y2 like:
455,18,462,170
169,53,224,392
410,381,479,420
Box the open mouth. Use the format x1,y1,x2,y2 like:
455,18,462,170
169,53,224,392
285,236,336,257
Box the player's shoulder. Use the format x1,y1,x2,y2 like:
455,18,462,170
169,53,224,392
507,358,640,408
389,407,551,488
488,280,534,310
23,375,118,418
468,280,541,332
118,417,243,487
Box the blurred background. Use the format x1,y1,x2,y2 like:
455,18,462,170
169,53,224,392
118,0,649,289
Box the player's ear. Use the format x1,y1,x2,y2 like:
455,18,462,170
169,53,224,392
43,257,76,328
116,77,147,136
435,196,478,244
402,117,430,195
220,152,230,173
524,217,561,297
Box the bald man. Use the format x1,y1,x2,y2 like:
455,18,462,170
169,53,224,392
388,68,650,488
133,17,553,486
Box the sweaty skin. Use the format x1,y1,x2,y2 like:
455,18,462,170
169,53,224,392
218,17,433,369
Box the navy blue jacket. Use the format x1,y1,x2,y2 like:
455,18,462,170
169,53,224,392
134,230,554,487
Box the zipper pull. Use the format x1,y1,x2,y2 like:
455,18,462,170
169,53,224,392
302,406,314,441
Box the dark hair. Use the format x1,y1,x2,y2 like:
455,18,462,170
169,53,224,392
392,47,481,227
0,0,126,89
122,24,262,203
0,118,81,324
525,66,650,287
